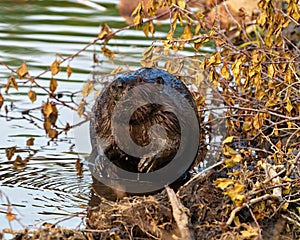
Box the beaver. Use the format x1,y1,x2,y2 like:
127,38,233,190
89,68,200,200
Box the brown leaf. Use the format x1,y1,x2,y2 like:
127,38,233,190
17,62,29,79
48,129,58,138
82,82,94,97
77,99,86,117
50,59,61,76
76,159,83,177
93,53,99,64
50,78,58,93
64,123,71,132
26,137,35,146
5,78,10,94
28,90,37,103
0,93,4,109
98,23,112,40
6,208,16,222
101,46,114,61
66,64,72,78
13,155,26,167
5,146,16,160
43,101,53,117
43,119,52,133
9,75,18,91
48,104,58,125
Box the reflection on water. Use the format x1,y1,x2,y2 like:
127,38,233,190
0,0,217,231
0,0,163,229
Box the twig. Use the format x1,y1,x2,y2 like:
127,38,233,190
245,204,262,239
281,214,300,228
183,159,224,188
226,194,281,225
166,186,193,240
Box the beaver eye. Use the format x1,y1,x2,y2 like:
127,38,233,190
111,82,123,91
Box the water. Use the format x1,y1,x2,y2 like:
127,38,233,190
0,0,218,232
0,0,165,230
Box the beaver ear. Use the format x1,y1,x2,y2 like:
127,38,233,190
155,76,164,85
136,75,143,83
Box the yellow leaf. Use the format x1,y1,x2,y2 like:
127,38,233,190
82,82,94,97
223,144,237,156
240,224,258,239
142,22,150,37
225,184,246,206
233,183,245,194
77,99,85,117
26,137,35,146
17,62,29,79
9,75,18,90
208,52,221,67
281,202,289,210
66,64,72,78
214,178,234,190
131,2,144,25
285,97,293,113
268,64,275,78
111,66,123,74
231,154,242,163
223,136,234,144
142,21,155,37
0,93,4,109
253,113,263,130
50,78,58,93
94,89,102,99
242,121,252,131
181,24,192,40
255,87,265,100
194,37,209,50
234,216,240,227
231,56,243,80
141,59,155,68
28,90,37,103
43,101,53,117
224,154,242,168
98,23,112,40
101,46,114,61
257,11,267,26
50,59,61,76
143,44,154,60
221,64,229,78
177,0,186,8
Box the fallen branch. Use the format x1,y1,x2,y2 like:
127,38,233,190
166,186,193,240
